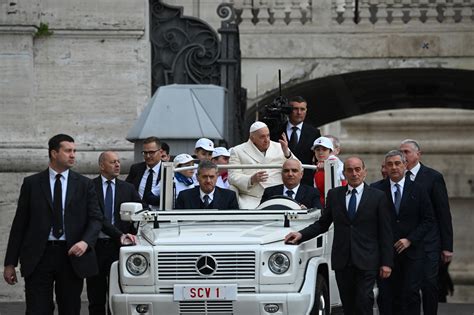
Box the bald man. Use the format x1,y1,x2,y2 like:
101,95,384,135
260,159,321,209
285,157,393,315
88,151,142,315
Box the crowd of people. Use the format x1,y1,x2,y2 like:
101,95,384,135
2,96,454,315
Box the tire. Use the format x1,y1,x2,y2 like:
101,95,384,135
310,274,330,315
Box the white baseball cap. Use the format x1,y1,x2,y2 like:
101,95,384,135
195,138,214,152
212,147,230,159
311,137,334,151
249,121,268,133
173,153,194,167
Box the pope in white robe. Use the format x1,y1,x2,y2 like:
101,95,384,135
228,121,296,209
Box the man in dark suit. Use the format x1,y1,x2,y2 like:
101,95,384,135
371,150,434,315
400,139,453,315
285,157,393,315
260,159,322,209
271,96,321,186
87,151,142,315
126,136,162,209
175,161,239,210
3,134,103,315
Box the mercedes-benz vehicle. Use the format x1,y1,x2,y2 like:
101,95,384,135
109,161,343,315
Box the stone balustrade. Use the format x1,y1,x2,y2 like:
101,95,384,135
231,0,312,25
229,0,474,26
335,0,474,25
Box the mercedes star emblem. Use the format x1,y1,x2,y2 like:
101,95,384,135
195,255,217,276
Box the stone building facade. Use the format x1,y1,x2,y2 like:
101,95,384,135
0,0,473,302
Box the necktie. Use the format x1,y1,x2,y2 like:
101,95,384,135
203,195,210,208
144,169,154,199
104,180,113,223
347,189,357,220
405,170,413,181
394,183,401,215
289,126,298,151
286,190,294,199
53,174,64,238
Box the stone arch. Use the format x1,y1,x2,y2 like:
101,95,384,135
252,68,474,127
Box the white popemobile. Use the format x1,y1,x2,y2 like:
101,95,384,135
109,160,344,315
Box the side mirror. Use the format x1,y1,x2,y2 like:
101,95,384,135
120,202,143,221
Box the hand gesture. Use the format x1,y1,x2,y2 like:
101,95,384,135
279,132,291,158
251,171,268,185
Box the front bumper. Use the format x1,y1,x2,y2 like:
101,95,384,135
109,262,313,315
110,292,311,315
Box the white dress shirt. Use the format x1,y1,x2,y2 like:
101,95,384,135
345,183,364,213
101,175,116,224
286,121,304,143
390,177,405,204
138,161,162,198
283,184,300,199
406,162,421,181
200,189,215,204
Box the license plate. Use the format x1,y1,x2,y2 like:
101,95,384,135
173,284,237,301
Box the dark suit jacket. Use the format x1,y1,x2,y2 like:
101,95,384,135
412,164,453,252
93,176,142,240
125,161,160,206
299,184,393,271
175,186,239,210
371,178,434,259
4,169,103,278
271,122,321,186
260,184,322,209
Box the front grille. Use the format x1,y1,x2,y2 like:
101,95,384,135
237,286,256,293
157,251,256,280
179,301,233,314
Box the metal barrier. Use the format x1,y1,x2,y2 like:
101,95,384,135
159,160,341,210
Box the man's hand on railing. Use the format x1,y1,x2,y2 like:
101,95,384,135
284,231,302,245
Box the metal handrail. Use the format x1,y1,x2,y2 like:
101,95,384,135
174,163,318,172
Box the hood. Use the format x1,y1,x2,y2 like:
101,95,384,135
139,220,304,246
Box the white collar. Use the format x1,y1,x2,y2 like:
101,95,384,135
200,189,215,200
101,175,116,185
49,167,69,180
147,161,162,173
287,121,303,130
347,183,364,195
409,162,421,177
284,184,300,195
390,177,405,189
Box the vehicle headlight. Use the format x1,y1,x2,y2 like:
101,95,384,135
126,254,148,276
268,252,290,274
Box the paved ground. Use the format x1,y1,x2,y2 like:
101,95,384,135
0,302,90,315
0,302,473,315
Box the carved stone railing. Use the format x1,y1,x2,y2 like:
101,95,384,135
229,0,474,26
334,0,474,25
231,0,313,26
